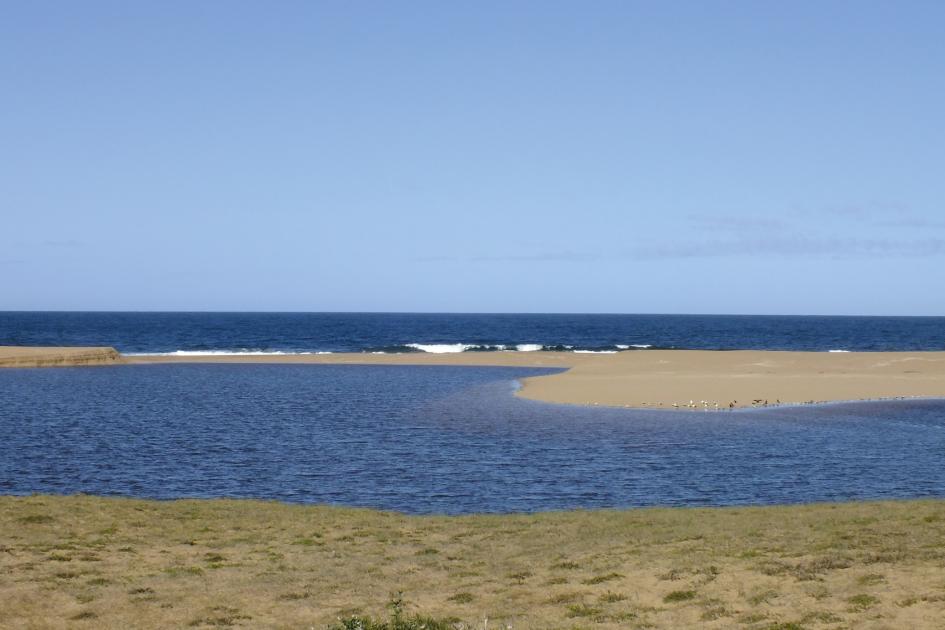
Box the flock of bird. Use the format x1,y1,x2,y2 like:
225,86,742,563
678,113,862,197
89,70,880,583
612,395,924,410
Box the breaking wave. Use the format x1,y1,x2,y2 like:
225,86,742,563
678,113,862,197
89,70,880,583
361,343,660,354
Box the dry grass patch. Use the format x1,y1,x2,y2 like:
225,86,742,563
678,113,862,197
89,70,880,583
2,496,945,628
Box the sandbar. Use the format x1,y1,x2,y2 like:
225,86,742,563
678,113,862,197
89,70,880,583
4,346,945,408
127,349,945,409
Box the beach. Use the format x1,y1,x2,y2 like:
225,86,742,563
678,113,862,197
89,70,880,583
4,346,945,408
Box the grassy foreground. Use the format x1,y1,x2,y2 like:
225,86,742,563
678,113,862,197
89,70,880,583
2,496,945,629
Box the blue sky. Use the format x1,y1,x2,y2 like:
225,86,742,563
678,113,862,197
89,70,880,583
2,1,944,314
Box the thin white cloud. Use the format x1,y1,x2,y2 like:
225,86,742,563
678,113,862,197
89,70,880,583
629,235,945,260
469,251,599,263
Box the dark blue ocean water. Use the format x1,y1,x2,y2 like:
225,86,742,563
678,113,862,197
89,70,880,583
1,311,943,353
2,364,944,514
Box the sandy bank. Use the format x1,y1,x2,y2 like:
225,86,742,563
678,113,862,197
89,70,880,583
516,349,945,409
0,346,123,368
126,349,945,408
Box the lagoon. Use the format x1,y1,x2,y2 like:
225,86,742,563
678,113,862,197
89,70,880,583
2,364,944,514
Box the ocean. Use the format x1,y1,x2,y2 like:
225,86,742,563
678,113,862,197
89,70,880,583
1,312,943,354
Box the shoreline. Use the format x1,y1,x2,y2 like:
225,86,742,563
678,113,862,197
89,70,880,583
3,346,945,408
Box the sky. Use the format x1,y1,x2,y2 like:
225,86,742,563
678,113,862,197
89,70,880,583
2,1,944,315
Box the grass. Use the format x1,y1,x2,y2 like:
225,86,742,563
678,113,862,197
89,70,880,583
663,590,698,603
3,495,945,628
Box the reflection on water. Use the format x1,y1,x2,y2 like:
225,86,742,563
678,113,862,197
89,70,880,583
1,364,944,514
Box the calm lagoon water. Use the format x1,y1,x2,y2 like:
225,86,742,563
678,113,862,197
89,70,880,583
2,364,944,514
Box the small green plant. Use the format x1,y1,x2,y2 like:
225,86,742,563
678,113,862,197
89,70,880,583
847,593,879,611
748,590,779,606
18,514,55,524
663,590,697,603
801,611,842,623
738,612,768,624
164,565,204,577
700,606,729,621
508,570,532,584
565,603,602,618
582,572,623,585
546,592,581,604
69,611,96,620
598,591,627,603
857,573,885,586
278,591,310,601
328,594,458,630
187,607,251,627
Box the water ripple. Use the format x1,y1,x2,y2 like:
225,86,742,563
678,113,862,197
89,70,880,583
1,364,944,514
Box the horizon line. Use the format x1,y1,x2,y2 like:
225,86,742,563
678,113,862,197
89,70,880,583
1,310,942,318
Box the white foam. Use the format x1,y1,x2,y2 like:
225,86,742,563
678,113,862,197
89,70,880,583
630,344,652,349
515,344,544,352
827,349,851,353
573,350,618,354
406,343,475,354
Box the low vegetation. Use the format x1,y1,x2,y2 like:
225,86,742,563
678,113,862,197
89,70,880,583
3,495,945,628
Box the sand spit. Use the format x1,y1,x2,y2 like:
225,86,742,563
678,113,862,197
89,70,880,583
5,346,945,407
517,349,945,409
125,349,945,409
0,346,124,368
